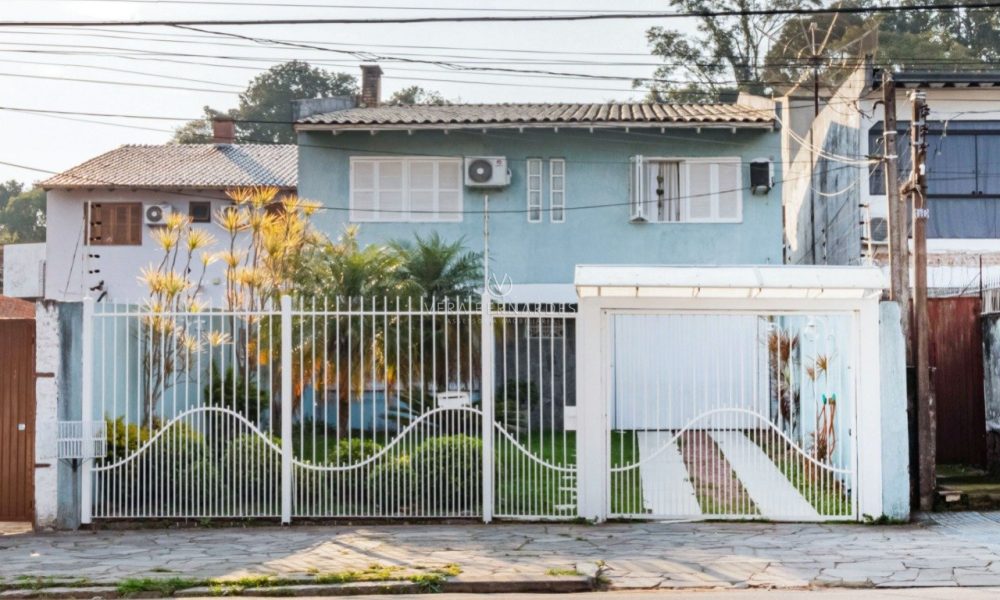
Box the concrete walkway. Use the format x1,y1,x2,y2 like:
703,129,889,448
711,430,820,520
636,431,701,516
3,513,1000,590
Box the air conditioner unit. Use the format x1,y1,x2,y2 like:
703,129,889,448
869,217,888,245
143,203,172,226
464,156,511,188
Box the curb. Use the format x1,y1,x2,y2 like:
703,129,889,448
0,576,594,598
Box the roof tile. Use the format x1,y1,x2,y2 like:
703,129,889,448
42,144,298,189
297,102,773,128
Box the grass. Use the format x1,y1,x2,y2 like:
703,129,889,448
110,563,464,597
546,568,583,577
750,430,852,516
609,431,646,515
495,430,577,516
117,577,202,597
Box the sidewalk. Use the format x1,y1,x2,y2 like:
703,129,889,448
3,513,1000,591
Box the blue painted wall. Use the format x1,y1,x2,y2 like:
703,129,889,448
298,127,783,285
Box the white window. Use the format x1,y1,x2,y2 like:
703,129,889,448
629,156,742,223
350,157,463,222
527,158,543,223
550,158,565,223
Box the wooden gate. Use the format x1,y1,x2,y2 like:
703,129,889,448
928,297,986,466
0,319,35,522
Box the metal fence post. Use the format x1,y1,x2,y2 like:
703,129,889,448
480,293,494,523
281,295,293,524
80,296,94,525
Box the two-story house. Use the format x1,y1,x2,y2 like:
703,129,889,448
295,66,784,303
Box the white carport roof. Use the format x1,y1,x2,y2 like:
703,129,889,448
575,265,886,299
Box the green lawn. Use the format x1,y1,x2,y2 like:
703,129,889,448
750,430,852,516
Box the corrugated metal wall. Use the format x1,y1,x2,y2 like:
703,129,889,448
0,319,35,522
928,297,986,466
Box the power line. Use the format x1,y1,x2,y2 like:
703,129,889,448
0,155,860,216
3,2,1000,27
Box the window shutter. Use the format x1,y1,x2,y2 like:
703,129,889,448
629,155,647,222
550,158,565,223
527,158,542,223
86,202,103,245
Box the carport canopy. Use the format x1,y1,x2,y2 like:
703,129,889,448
574,265,886,300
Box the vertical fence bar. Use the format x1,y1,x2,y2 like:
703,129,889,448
480,293,494,523
81,296,95,525
281,296,293,524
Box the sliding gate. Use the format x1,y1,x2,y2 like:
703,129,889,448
80,297,576,523
608,311,858,521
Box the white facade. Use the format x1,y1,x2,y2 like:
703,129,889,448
45,189,237,303
2,242,45,298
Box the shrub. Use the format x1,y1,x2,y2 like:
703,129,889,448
204,367,269,426
367,454,414,513
330,438,383,466
221,434,282,505
105,417,152,459
410,435,482,514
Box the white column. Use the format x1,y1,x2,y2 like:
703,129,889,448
480,293,494,523
856,300,884,519
280,295,293,524
80,296,94,525
575,298,608,521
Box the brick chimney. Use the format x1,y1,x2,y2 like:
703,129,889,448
360,64,383,108
212,117,236,144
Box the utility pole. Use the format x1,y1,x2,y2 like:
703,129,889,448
807,21,820,264
907,90,935,511
882,71,910,344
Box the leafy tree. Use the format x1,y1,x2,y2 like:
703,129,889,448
390,233,482,299
387,86,449,106
641,0,819,102
0,179,24,212
172,61,357,144
0,187,45,243
644,0,1000,101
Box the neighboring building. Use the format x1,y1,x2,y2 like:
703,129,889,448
296,66,784,302
34,123,297,303
784,64,1000,287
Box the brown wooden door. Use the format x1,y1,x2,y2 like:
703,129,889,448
928,297,986,466
0,319,35,521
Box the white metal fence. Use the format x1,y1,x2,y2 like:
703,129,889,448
82,297,577,522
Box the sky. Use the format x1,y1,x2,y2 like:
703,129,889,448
0,0,699,184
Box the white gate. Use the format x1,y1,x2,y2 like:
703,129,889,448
81,297,576,523
609,311,857,521
574,265,886,523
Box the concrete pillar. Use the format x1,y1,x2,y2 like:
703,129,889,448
880,300,911,520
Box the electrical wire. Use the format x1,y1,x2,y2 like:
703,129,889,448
3,2,1000,27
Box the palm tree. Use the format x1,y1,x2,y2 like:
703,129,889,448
294,226,408,429
390,232,482,299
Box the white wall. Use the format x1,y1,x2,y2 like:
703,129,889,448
45,189,236,304
34,301,59,528
2,242,45,298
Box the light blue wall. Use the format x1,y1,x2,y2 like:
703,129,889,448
298,127,783,285
880,300,910,520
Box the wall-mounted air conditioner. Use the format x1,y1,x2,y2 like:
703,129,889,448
143,203,172,226
464,156,511,188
